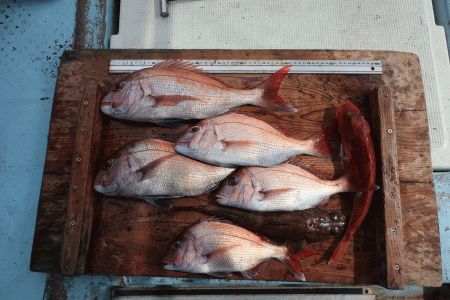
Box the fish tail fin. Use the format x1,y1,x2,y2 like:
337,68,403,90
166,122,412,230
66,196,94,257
328,234,351,265
253,65,297,113
304,121,340,160
282,241,319,281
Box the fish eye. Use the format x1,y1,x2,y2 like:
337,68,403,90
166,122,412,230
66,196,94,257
329,212,339,221
103,159,114,170
330,226,340,237
113,81,125,92
172,241,182,250
228,176,239,186
189,125,201,134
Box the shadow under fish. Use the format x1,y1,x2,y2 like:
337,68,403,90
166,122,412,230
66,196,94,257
169,203,347,243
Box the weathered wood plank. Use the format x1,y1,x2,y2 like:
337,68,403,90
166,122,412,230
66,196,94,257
400,182,442,287
60,81,103,275
30,173,70,273
395,110,433,183
369,87,405,289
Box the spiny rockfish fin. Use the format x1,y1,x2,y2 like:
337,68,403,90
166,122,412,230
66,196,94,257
260,188,295,201
305,121,340,160
144,197,172,208
154,95,201,107
204,245,238,260
282,247,319,281
154,59,232,86
252,65,297,113
206,272,232,278
153,120,185,129
284,158,331,180
136,154,178,182
328,235,350,265
241,259,270,279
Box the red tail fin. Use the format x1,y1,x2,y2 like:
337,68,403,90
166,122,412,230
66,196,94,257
282,248,319,281
253,65,297,113
305,121,340,160
328,234,350,265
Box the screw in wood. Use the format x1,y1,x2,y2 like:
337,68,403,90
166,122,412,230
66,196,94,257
71,220,76,226
81,127,86,132
83,101,88,106
391,192,396,197
76,157,81,162
387,128,393,134
386,94,390,98
392,229,397,235
73,184,78,190
395,265,400,271
65,264,70,269
390,168,395,173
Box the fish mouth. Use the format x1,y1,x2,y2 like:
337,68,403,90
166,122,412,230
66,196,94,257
216,194,228,203
162,258,175,270
100,102,113,107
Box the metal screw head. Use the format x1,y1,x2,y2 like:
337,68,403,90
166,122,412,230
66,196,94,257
73,184,78,190
386,94,390,98
392,229,397,235
65,264,70,269
71,220,76,226
391,192,396,198
387,128,393,134
81,127,86,132
83,101,88,106
395,265,400,271
76,157,81,162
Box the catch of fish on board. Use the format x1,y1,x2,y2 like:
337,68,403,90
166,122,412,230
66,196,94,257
94,59,378,281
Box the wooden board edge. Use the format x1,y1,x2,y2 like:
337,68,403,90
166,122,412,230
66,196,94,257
60,80,104,275
368,87,405,290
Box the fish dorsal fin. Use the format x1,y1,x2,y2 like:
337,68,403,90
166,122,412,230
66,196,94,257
201,217,234,226
154,59,231,86
241,259,270,279
284,158,331,180
136,153,178,182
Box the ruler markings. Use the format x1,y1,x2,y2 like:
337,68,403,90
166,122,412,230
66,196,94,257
109,59,382,74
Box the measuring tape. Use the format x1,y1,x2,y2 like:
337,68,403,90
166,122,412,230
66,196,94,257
109,59,382,74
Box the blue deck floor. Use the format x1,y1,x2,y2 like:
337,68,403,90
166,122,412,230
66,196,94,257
1,0,449,298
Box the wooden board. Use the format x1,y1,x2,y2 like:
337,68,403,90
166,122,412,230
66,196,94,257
29,50,442,289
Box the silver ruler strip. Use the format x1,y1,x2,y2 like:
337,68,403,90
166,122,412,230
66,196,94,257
109,59,382,74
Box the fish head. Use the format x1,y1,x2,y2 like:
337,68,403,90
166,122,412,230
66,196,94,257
100,74,147,119
93,149,135,196
216,168,259,208
163,231,203,272
175,120,219,156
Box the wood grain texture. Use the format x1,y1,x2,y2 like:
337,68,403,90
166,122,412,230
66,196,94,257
30,50,441,288
369,87,405,290
60,81,103,275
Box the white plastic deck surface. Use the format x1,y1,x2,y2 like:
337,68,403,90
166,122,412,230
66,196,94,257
111,0,450,170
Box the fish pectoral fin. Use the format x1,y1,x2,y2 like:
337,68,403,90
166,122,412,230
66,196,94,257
203,245,238,260
206,272,233,278
140,95,157,107
220,140,254,151
143,197,172,208
154,95,200,107
241,259,270,279
259,188,295,201
136,154,178,182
